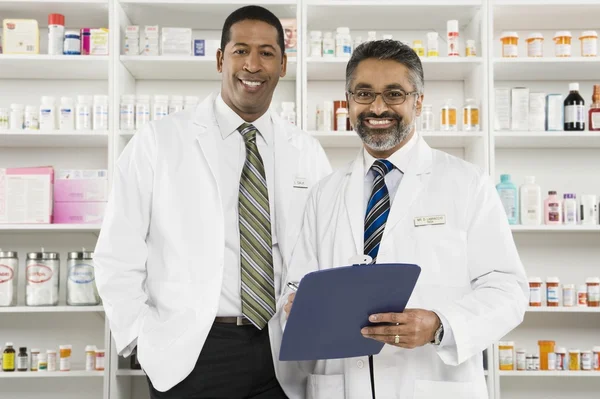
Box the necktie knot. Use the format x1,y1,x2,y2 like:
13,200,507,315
372,159,394,178
238,123,257,143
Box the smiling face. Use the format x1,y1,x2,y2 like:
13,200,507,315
348,58,423,158
217,19,287,122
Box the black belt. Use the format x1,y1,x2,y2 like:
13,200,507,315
214,316,253,326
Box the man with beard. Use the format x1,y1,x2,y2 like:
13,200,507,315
280,39,528,399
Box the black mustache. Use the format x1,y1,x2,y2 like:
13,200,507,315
357,112,402,123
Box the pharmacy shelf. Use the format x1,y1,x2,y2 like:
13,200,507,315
0,55,109,80
0,1,109,30
493,2,600,31
307,57,483,81
120,56,296,81
493,132,600,149
499,371,600,377
0,306,104,313
527,307,600,313
310,131,484,148
117,369,145,377
0,130,109,148
0,224,101,232
510,225,600,233
0,371,105,379
493,58,600,81
120,0,297,30
306,1,482,31
119,130,135,139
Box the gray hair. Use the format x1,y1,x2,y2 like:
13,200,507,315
345,39,424,94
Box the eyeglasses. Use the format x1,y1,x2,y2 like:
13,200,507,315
347,89,419,105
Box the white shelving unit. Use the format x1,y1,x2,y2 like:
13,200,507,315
1,1,599,398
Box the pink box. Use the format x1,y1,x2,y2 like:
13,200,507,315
53,202,106,224
54,170,108,203
0,167,54,224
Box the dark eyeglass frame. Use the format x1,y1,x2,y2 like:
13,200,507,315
347,88,420,105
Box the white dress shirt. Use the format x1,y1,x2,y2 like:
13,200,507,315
213,93,282,317
362,132,455,347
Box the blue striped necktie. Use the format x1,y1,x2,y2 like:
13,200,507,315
238,123,275,329
364,159,394,262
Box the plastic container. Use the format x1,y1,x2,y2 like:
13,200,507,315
528,277,543,306
59,97,75,131
37,352,48,371
563,284,576,307
593,346,600,371
335,27,351,58
447,20,459,57
578,284,588,306
47,350,57,372
526,33,544,57
136,95,151,130
10,104,25,130
563,193,577,225
546,277,560,307
59,345,72,371
582,351,593,370
587,277,600,307
420,104,434,131
85,345,97,371
169,95,183,115
466,40,476,57
520,176,541,225
39,96,56,131
427,32,439,57
462,98,479,131
335,107,348,132
24,105,39,130
95,350,105,371
76,95,92,131
48,14,65,56
500,32,519,58
30,349,40,371
544,191,562,225
323,32,335,58
0,108,9,129
64,30,81,55
569,350,581,371
412,40,424,57
309,31,322,58
440,99,457,131
516,348,527,370
498,341,515,370
93,95,109,131
496,174,518,225
538,341,555,370
153,95,169,121
280,102,296,125
579,31,598,57
556,347,567,370
553,31,572,57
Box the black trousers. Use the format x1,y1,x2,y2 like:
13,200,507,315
148,322,288,399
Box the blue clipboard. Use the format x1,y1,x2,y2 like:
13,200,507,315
279,263,421,361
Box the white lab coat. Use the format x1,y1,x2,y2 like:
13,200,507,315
281,135,528,399
93,93,332,393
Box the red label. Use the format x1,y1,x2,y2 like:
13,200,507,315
0,264,14,284
6,23,15,30
26,264,53,284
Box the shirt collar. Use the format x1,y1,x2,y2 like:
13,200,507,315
214,92,273,145
363,131,418,176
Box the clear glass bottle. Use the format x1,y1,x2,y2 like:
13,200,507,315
67,251,100,306
420,104,434,131
462,99,480,131
440,99,457,131
0,250,18,307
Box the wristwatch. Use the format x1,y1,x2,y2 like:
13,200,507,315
432,323,444,346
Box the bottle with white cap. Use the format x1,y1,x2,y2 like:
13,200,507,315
280,102,296,125
59,97,75,131
153,95,169,121
183,96,199,111
76,95,92,130
24,106,39,130
169,95,184,115
39,96,56,131
335,27,351,57
447,20,459,56
93,95,109,130
520,176,541,225
427,32,439,57
367,31,377,42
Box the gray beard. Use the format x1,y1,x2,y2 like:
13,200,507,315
355,117,414,152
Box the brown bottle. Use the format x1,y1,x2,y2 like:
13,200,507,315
589,85,600,131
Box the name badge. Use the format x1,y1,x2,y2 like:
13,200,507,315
293,177,308,189
414,215,446,227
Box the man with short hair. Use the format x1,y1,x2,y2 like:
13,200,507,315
94,5,331,398
282,39,528,399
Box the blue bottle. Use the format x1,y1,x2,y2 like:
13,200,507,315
496,174,519,225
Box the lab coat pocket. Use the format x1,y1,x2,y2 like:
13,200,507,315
413,380,485,399
306,374,345,399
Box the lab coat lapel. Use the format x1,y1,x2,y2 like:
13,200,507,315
192,94,221,194
344,150,366,256
383,137,433,236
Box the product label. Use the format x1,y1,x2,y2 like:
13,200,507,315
528,41,543,57
31,353,39,370
556,354,564,370
589,285,600,302
26,264,53,284
499,189,517,220
547,286,559,303
68,263,95,284
17,356,28,370
579,291,588,305
60,357,70,371
592,113,600,129
516,353,527,370
503,44,518,57
555,44,571,57
0,264,14,283
548,203,560,222
447,35,459,56
582,353,592,370
594,353,599,370
499,349,513,367
563,289,575,306
2,353,15,370
582,39,597,56
565,105,585,124
529,286,542,304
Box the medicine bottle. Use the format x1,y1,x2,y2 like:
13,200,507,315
336,107,348,132
526,33,544,57
579,31,598,57
40,96,57,131
169,95,184,115
498,341,514,370
25,105,39,130
120,95,135,131
462,99,479,131
153,95,169,121
593,346,600,370
30,348,40,371
447,20,459,57
578,284,588,306
586,277,600,307
563,284,575,307
465,40,476,57
553,31,572,57
563,193,577,225
3,343,16,372
516,348,526,371
309,31,322,58
16,347,28,371
59,345,72,371
412,40,424,56
37,352,48,371
10,104,25,130
0,108,8,129
589,85,600,131
420,104,434,131
427,32,439,57
546,277,560,307
581,351,593,370
322,32,335,58
555,347,567,370
500,32,519,58
538,340,555,370
60,97,75,131
47,349,57,372
440,99,457,131
564,83,585,131
280,102,296,125
544,191,562,225
528,277,542,306
85,345,96,371
95,349,106,371
76,95,92,131
92,95,108,131
569,349,580,370
367,31,377,42
136,95,151,130
335,27,352,57
64,30,81,55
48,14,65,56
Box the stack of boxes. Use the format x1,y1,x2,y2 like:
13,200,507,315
53,170,108,224
143,25,160,56
124,25,140,55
